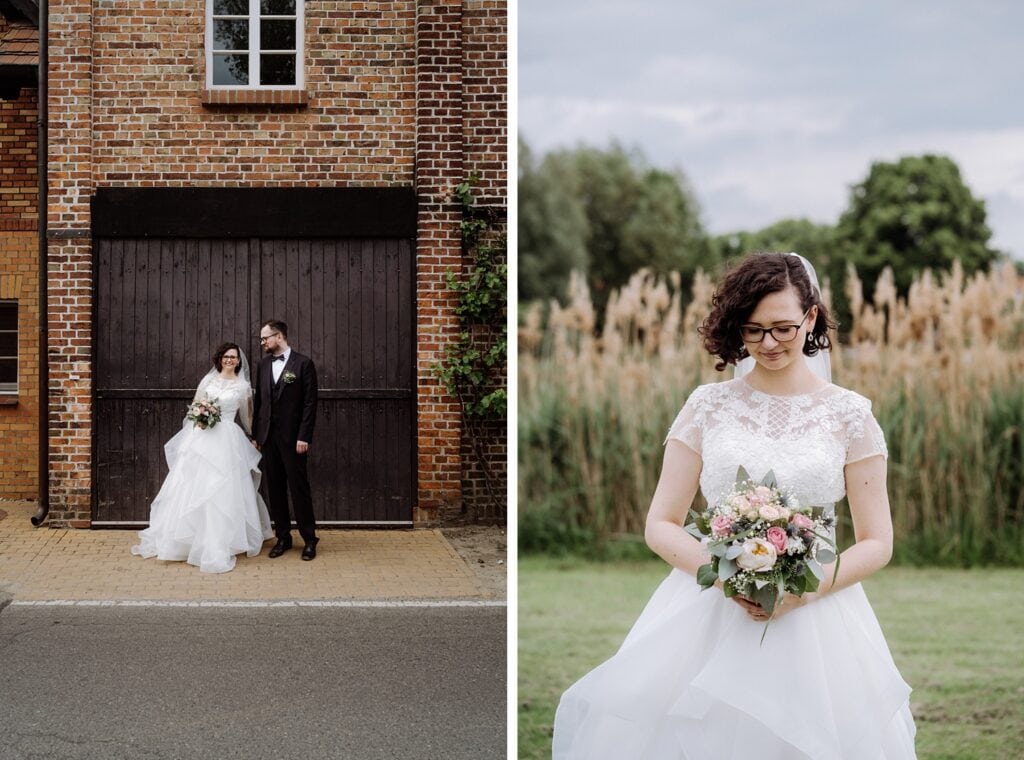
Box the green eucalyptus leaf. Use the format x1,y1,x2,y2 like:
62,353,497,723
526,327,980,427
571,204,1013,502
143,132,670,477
807,560,824,581
735,466,751,486
684,523,704,540
696,563,718,588
724,544,745,560
790,573,808,595
761,470,778,489
717,557,738,581
752,583,779,615
815,547,836,565
707,542,727,558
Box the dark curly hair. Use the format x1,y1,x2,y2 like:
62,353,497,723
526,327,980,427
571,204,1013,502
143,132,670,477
213,342,242,374
699,252,835,372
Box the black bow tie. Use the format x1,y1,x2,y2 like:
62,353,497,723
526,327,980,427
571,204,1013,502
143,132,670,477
273,355,286,362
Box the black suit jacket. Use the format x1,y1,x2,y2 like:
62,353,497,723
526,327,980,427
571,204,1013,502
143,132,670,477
252,350,318,447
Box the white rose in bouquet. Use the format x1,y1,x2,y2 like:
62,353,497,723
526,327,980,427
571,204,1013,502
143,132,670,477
736,537,778,572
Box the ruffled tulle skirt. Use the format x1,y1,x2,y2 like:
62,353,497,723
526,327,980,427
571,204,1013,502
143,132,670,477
131,418,273,574
553,569,916,759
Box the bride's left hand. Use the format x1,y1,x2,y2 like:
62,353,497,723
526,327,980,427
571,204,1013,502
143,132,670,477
769,592,818,620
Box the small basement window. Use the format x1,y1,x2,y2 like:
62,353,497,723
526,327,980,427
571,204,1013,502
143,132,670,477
206,0,304,89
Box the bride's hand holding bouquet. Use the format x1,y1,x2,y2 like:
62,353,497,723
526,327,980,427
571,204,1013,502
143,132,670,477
187,397,222,430
687,466,840,640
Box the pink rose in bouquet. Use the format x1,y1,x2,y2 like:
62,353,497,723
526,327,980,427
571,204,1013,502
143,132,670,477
766,526,788,554
791,513,815,530
710,515,734,538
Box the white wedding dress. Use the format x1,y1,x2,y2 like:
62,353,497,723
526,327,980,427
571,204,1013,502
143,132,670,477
553,377,917,759
131,374,273,573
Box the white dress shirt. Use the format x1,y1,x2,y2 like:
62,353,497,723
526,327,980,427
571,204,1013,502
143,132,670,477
272,347,291,383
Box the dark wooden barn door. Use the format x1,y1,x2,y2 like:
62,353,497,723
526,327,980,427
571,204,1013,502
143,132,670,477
93,237,416,525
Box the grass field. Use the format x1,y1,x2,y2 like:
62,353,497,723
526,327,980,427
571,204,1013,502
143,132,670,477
518,556,1024,760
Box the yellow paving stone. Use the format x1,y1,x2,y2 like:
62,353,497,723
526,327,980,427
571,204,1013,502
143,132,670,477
0,501,489,601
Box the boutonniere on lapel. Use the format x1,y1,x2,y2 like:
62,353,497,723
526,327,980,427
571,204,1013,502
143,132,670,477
281,370,297,385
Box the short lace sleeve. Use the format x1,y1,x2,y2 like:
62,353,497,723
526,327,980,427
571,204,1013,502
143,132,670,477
845,397,888,464
192,373,212,404
664,385,711,456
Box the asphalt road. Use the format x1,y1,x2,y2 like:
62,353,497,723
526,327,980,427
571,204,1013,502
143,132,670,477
0,605,506,760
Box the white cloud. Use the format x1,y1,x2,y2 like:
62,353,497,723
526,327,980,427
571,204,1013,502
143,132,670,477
693,127,1024,257
520,1,1024,258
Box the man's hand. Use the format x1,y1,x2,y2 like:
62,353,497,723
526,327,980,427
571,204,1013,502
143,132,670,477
296,440,309,455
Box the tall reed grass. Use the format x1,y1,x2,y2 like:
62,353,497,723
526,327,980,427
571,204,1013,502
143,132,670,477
519,261,1024,566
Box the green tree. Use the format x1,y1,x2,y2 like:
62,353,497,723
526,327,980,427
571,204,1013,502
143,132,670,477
835,155,1001,301
518,138,589,303
518,139,713,307
714,218,837,286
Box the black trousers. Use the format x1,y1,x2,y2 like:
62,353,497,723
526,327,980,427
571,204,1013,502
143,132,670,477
261,434,316,543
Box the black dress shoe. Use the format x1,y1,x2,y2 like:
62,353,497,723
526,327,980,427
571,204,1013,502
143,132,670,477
268,539,292,558
301,541,318,561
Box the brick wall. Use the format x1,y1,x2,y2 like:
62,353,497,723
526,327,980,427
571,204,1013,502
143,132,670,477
42,1,505,526
46,0,93,525
412,0,464,524
0,86,38,230
455,1,506,523
459,415,506,523
0,84,39,500
462,0,506,206
90,1,417,186
0,232,40,500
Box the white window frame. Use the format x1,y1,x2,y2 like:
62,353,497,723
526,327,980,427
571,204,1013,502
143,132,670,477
0,300,17,395
205,0,305,90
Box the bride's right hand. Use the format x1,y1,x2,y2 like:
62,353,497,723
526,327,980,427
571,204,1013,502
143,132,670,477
731,594,770,621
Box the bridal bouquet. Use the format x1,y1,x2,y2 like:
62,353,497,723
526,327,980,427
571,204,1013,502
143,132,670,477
187,397,222,430
687,467,839,639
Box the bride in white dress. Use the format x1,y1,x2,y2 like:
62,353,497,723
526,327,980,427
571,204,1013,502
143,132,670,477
553,253,917,759
131,343,273,573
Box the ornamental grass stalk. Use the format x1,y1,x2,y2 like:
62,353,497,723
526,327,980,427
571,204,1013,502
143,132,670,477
519,261,1024,566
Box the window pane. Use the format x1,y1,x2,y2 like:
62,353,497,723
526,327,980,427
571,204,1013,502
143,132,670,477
0,302,15,328
260,54,295,85
213,54,250,85
0,359,16,384
261,0,295,14
214,19,249,50
0,332,16,356
214,0,248,14
260,20,295,50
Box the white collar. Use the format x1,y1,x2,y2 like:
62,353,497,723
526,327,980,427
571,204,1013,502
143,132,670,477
273,347,292,363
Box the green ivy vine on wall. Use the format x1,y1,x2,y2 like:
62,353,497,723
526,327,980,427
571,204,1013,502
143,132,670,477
435,176,508,516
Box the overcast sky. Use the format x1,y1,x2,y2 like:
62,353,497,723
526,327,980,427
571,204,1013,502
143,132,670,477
519,1,1024,259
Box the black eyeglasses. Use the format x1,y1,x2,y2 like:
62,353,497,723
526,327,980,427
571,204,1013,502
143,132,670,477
739,309,811,343
259,332,280,343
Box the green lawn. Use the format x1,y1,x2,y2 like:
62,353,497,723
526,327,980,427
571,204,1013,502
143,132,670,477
518,557,1024,760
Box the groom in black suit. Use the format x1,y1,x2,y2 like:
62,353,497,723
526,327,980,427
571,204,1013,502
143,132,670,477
253,320,319,560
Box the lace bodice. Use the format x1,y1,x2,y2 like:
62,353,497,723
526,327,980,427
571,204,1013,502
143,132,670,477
666,378,887,509
193,374,254,432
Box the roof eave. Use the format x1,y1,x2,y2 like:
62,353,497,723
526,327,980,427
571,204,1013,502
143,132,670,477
0,0,39,26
